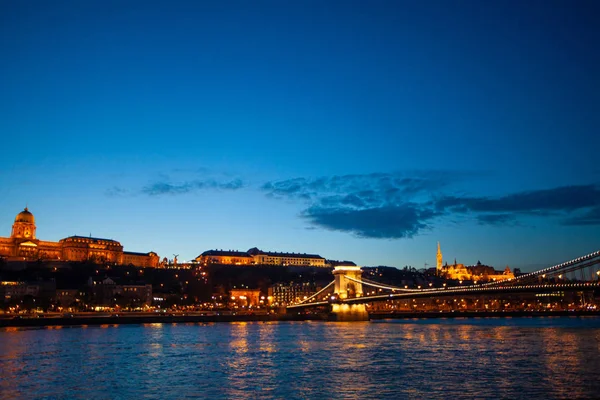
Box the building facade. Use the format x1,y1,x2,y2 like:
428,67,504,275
0,208,159,267
196,247,327,267
89,277,153,307
196,250,254,265
229,288,262,308
268,282,319,306
247,247,326,267
436,242,514,282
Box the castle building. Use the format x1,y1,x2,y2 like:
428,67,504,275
195,247,327,267
0,207,159,267
436,242,514,282
196,250,254,265
247,247,326,267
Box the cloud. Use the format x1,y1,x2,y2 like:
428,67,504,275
262,172,457,238
563,206,600,226
262,172,454,205
436,185,600,214
142,178,244,196
435,184,600,227
105,166,245,198
263,174,600,238
304,204,439,239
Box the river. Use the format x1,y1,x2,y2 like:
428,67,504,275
1,317,599,399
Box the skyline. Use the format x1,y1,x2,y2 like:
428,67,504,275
1,1,599,271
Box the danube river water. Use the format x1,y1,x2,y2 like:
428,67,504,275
1,317,599,399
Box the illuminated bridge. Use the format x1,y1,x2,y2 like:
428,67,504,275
287,251,600,320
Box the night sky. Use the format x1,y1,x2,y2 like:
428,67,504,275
1,0,599,271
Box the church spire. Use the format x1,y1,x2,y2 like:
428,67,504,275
436,242,443,274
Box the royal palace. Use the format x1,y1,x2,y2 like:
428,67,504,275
0,207,159,267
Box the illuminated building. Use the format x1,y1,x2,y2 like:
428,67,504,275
0,208,63,260
196,247,327,267
229,288,261,307
247,247,326,267
436,242,514,282
60,236,124,263
0,207,159,267
122,251,160,268
196,250,254,265
268,282,319,306
1,280,55,302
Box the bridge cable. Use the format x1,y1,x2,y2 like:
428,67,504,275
295,281,335,305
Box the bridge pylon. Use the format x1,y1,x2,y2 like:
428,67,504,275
331,266,368,321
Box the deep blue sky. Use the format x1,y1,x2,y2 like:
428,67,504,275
1,0,599,270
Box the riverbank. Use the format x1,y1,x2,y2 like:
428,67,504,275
368,309,600,319
1,309,599,327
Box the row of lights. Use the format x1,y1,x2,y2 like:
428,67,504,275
290,254,600,306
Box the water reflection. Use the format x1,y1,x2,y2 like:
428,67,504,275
0,318,599,399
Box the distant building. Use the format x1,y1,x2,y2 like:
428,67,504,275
0,281,28,301
196,250,254,265
247,247,326,267
328,260,357,267
123,251,160,268
436,242,514,282
88,277,152,307
229,288,262,308
0,280,56,303
195,247,327,267
55,289,79,308
268,282,319,306
0,207,159,267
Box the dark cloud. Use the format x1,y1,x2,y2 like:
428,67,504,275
262,172,456,238
435,184,600,228
437,185,600,214
262,172,453,205
142,178,244,196
263,174,600,237
563,206,600,226
304,204,439,239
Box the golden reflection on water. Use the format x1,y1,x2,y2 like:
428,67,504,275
324,323,377,399
223,322,253,399
538,327,589,399
143,323,164,328
258,323,276,354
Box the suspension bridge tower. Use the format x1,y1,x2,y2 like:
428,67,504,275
331,265,369,321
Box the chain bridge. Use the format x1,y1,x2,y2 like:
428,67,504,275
287,251,600,321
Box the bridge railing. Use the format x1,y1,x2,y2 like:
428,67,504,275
480,250,600,287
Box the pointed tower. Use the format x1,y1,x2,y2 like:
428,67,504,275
436,242,443,275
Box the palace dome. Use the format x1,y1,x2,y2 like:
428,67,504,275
15,207,35,224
